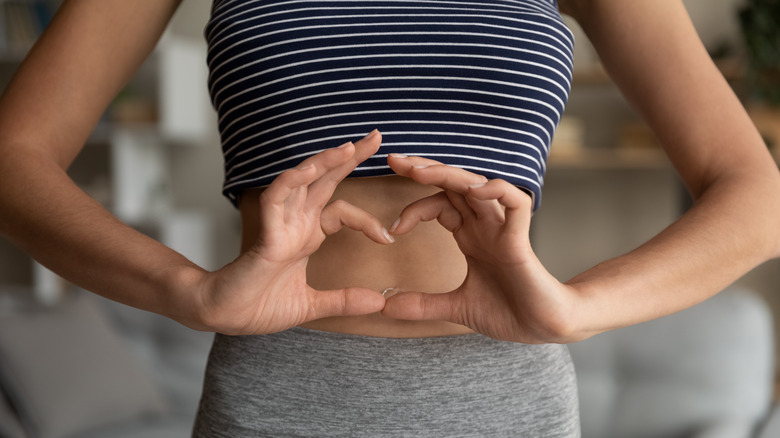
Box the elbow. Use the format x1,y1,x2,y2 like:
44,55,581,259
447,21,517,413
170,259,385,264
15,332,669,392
699,157,780,261
770,195,780,260
758,170,780,260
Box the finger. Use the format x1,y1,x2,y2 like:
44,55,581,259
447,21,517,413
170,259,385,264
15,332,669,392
444,190,477,222
307,130,382,206
387,153,487,194
260,163,317,206
387,153,445,175
468,180,534,233
259,164,318,230
259,140,365,228
388,154,483,220
307,286,386,321
390,191,463,235
320,199,395,244
261,140,357,207
381,290,465,326
389,155,504,220
296,138,360,172
461,184,505,221
465,194,505,222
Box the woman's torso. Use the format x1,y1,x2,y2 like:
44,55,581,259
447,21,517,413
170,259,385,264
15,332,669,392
212,0,575,337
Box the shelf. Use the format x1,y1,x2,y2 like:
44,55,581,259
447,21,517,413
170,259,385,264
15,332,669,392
572,57,746,87
548,147,671,170
87,121,159,144
572,66,612,86
548,145,779,171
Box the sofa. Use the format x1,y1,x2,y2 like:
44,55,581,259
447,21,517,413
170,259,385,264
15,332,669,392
0,288,213,438
0,286,777,437
569,286,780,438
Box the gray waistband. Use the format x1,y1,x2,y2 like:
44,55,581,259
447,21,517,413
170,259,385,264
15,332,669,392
193,327,580,437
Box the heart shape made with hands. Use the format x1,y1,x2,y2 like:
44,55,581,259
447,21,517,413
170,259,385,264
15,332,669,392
244,131,564,343
311,151,543,339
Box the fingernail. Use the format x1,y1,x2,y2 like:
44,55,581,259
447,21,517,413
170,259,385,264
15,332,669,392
381,287,401,298
363,129,379,140
337,141,353,149
412,165,429,169
389,218,401,233
382,227,395,243
389,153,408,159
469,182,486,189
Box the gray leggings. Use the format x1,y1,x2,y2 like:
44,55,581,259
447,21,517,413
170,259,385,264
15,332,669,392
192,327,580,437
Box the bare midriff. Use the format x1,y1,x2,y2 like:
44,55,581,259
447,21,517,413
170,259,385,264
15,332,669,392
238,175,474,338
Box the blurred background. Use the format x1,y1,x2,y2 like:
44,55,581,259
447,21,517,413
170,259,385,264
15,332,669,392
0,1,778,437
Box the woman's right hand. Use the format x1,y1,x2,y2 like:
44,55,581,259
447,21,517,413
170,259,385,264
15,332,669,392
191,131,390,335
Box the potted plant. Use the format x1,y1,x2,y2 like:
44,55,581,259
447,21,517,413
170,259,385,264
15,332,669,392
738,0,780,151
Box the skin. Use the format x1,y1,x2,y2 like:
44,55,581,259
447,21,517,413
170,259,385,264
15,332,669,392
0,0,778,342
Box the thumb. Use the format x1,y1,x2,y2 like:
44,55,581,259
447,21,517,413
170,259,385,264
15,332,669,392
306,287,386,321
381,290,464,324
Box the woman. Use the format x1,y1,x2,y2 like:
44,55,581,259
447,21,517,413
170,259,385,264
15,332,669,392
0,0,778,436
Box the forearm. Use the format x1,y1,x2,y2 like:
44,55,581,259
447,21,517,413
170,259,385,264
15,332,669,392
0,0,204,323
566,170,780,339
0,145,207,327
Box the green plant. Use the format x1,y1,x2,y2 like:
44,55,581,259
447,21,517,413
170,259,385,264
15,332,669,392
739,0,780,106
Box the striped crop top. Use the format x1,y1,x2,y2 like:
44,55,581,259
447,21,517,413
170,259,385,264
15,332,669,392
205,0,574,211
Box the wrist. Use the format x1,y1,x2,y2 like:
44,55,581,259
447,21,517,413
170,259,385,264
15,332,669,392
559,284,596,343
155,263,213,331
540,282,594,344
559,280,615,343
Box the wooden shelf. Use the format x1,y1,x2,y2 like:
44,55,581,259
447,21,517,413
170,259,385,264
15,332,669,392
549,145,778,170
572,57,745,87
548,147,671,170
572,66,612,86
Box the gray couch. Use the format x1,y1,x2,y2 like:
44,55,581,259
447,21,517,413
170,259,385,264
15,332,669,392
0,286,777,437
570,287,780,438
0,289,212,438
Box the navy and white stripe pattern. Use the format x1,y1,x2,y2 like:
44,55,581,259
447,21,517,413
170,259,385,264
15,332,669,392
206,0,574,210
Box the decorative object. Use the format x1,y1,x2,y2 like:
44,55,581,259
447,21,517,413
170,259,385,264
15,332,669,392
739,0,780,106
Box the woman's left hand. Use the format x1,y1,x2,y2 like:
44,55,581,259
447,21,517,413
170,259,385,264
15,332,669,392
382,154,584,344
